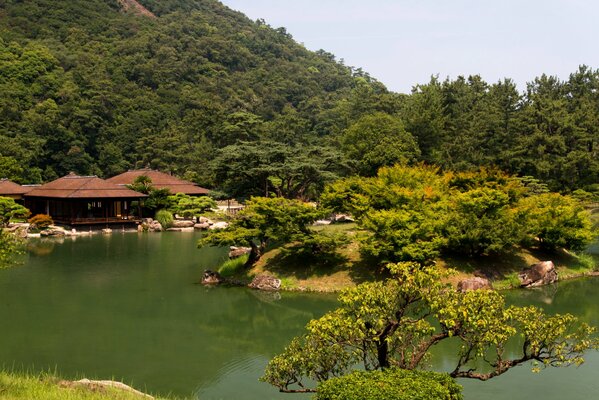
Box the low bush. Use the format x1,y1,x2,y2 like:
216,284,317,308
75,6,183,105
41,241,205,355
28,214,54,229
218,255,249,277
155,209,174,229
315,369,463,400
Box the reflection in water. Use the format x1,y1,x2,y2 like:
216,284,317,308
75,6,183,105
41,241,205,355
0,233,597,399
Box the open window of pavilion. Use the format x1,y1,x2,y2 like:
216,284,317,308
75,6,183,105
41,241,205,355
24,173,147,226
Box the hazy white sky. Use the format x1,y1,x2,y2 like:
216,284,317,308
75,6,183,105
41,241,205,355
221,0,599,93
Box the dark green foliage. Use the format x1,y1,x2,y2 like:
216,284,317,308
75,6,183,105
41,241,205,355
168,193,216,218
212,141,347,200
341,112,420,176
199,196,324,267
315,369,462,400
0,0,597,195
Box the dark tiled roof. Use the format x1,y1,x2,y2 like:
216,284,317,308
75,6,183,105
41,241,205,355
0,179,32,195
107,169,210,195
26,173,147,199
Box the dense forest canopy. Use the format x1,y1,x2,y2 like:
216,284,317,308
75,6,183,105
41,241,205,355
0,0,597,197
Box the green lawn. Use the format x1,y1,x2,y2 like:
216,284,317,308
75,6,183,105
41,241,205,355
0,372,169,400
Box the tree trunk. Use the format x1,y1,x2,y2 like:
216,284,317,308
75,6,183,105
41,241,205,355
244,240,266,268
376,338,390,369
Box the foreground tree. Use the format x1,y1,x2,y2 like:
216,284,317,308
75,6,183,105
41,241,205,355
0,197,30,227
262,262,598,393
199,197,323,267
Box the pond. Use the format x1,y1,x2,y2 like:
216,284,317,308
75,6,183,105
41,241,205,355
0,232,597,399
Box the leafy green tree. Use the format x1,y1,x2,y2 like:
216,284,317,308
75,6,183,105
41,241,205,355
518,193,595,251
342,112,420,176
0,196,30,227
199,197,323,267
212,141,347,200
168,193,216,218
262,262,598,393
444,188,522,256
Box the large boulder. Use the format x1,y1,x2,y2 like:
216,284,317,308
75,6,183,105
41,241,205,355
59,379,153,399
149,221,162,232
229,246,251,259
209,221,229,230
171,220,195,228
194,222,210,230
202,270,224,285
40,226,67,237
199,216,214,225
518,261,558,288
457,277,492,292
248,274,281,291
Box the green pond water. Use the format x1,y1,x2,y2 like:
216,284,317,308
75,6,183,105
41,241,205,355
0,232,597,399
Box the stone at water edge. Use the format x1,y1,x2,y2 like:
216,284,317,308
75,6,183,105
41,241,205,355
518,261,558,288
194,222,210,230
59,379,153,399
457,277,492,292
209,221,229,230
229,246,251,259
171,220,195,228
202,270,224,285
199,216,214,225
248,274,282,291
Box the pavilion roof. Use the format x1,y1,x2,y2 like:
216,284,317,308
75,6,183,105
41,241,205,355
107,169,210,195
26,173,147,199
0,179,32,196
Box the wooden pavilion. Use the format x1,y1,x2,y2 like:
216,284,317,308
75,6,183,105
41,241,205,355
107,169,210,196
24,173,147,226
0,179,35,203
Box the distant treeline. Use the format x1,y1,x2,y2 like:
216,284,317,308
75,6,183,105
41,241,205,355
0,0,597,198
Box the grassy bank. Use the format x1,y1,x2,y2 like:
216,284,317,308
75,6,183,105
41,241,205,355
0,371,167,400
217,221,598,293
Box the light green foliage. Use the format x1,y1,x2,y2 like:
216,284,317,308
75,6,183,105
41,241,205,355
0,229,24,268
321,165,594,265
0,196,30,227
199,197,324,267
155,209,174,229
341,112,420,176
517,193,595,251
0,371,167,400
168,193,216,218
315,369,462,400
445,188,522,256
218,255,249,278
262,262,598,393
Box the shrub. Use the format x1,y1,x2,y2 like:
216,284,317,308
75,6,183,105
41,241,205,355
155,209,174,229
218,254,249,277
315,369,463,400
28,214,54,230
0,197,30,227
517,193,595,251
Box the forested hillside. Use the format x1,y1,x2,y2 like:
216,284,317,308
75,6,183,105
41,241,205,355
0,0,597,197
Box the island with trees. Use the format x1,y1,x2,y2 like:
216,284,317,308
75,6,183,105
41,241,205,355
0,0,598,399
